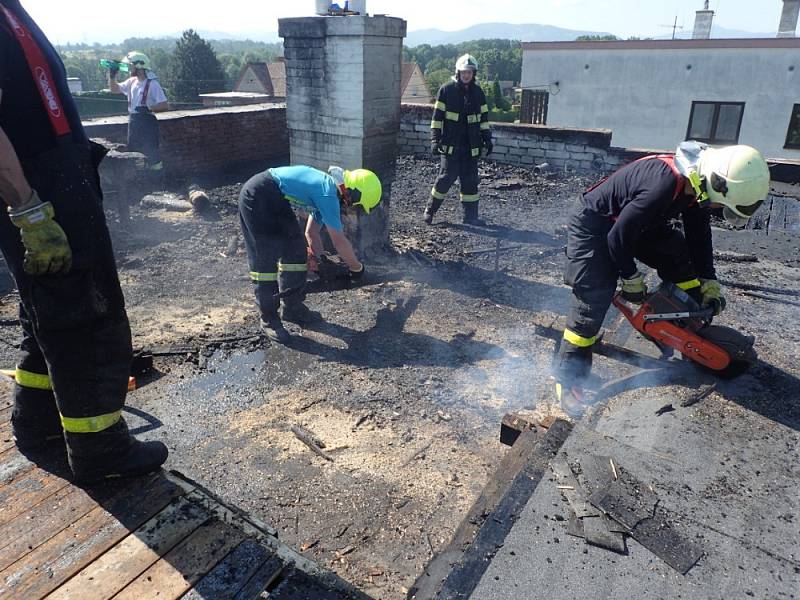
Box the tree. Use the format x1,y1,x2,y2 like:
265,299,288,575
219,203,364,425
168,29,227,102
480,81,495,110
574,34,619,41
492,78,509,111
425,68,451,97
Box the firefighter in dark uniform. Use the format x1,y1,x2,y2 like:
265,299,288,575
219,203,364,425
0,0,167,482
239,165,382,344
555,142,770,417
424,54,493,226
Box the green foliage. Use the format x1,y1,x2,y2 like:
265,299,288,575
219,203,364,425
480,81,495,110
492,78,509,111
574,34,620,41
72,91,128,118
488,107,518,123
405,39,523,84
168,29,227,102
58,36,280,103
425,68,452,97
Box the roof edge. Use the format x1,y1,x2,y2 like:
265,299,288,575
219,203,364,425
522,38,800,51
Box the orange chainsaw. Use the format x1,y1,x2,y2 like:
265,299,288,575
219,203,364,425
612,282,757,378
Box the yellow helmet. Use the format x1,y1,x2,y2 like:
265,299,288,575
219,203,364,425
343,169,382,214
123,51,151,70
697,145,770,227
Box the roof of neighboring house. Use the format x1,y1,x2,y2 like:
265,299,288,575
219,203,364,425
234,62,274,95
267,60,286,97
401,63,418,92
522,38,800,51
198,92,272,99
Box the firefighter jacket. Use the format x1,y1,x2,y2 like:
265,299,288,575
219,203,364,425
430,78,491,158
582,155,715,281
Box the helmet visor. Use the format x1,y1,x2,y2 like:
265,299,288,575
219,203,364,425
735,199,764,217
722,206,750,228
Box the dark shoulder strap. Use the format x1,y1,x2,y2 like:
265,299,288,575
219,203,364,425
140,79,151,106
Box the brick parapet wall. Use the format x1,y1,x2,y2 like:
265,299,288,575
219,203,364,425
83,104,289,179
398,103,628,172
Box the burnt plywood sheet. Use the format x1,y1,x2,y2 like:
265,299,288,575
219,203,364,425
470,396,800,600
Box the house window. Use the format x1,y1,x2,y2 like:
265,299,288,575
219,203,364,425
786,104,800,149
686,101,745,144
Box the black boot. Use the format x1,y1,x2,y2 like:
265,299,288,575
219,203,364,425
281,302,323,326
260,317,291,344
66,418,168,484
424,196,444,225
462,201,486,226
11,384,64,451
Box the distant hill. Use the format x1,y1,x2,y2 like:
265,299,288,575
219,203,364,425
405,22,613,46
404,23,608,46
665,24,777,39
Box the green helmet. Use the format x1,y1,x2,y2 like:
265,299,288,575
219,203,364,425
697,145,770,227
343,169,382,214
123,51,151,70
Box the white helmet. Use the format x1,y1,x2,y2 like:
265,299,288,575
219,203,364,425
455,54,478,73
697,145,770,227
123,51,151,70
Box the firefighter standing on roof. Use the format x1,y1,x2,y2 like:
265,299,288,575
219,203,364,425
554,141,770,418
239,164,382,344
0,0,168,482
424,54,493,226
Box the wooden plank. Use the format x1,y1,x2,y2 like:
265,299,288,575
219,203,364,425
183,538,280,600
784,196,800,233
410,427,543,600
0,472,183,600
231,554,285,600
768,196,788,235
0,468,69,527
267,568,349,600
437,420,573,600
0,405,11,425
113,520,245,600
0,479,140,571
46,496,211,600
0,422,15,453
0,448,36,485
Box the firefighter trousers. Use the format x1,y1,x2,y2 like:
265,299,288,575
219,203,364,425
238,171,308,322
555,207,702,384
0,141,133,443
431,153,480,206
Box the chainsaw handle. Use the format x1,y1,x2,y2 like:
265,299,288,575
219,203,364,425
642,308,715,323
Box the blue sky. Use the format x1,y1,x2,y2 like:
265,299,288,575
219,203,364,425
22,0,786,44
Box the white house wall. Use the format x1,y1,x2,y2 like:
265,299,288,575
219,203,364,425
521,46,800,159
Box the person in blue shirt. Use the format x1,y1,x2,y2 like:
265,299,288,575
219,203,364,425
239,164,382,343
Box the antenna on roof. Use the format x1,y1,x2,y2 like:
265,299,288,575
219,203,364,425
659,15,685,39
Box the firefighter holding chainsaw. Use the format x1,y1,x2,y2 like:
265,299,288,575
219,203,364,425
239,165,382,344
424,54,493,226
555,141,770,417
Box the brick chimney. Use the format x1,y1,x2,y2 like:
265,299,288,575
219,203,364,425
279,15,407,253
778,0,799,37
692,1,714,39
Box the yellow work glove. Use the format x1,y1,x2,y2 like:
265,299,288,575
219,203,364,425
700,278,726,315
620,271,647,304
9,191,72,276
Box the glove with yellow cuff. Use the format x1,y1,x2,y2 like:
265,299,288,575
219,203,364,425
700,278,726,316
9,191,72,276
